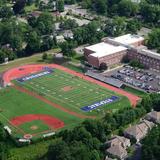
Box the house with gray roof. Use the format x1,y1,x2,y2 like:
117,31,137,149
106,136,131,149
145,111,160,124
124,120,154,142
106,145,128,160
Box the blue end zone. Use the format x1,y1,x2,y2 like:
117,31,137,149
81,96,119,112
17,68,54,83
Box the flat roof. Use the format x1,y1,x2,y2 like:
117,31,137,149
113,34,144,45
85,42,127,58
139,49,160,60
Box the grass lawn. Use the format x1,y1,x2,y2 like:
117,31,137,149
0,47,85,78
0,54,44,73
0,87,82,138
16,69,130,116
123,86,146,97
24,4,37,13
20,120,50,135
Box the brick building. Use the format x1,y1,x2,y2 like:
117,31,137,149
128,48,160,70
84,34,160,71
84,34,144,69
84,42,127,68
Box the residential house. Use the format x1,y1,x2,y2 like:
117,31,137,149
106,136,131,149
106,144,128,160
145,111,160,124
56,35,66,43
63,30,74,39
124,120,154,142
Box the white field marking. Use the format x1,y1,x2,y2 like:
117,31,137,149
0,112,25,134
65,97,68,99
47,90,50,92
41,87,44,89
24,83,79,110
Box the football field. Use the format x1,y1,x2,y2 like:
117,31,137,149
16,69,130,116
0,64,137,140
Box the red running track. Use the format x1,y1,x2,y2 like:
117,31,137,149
10,114,64,129
2,64,140,106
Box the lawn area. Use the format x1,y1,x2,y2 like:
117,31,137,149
0,54,44,73
123,86,146,97
24,4,37,13
0,49,84,74
0,87,82,138
8,139,56,160
16,69,130,116
20,120,50,135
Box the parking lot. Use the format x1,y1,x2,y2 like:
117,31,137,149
103,65,160,93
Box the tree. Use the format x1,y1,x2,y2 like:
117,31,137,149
0,49,15,63
13,0,26,14
59,19,78,30
141,95,153,112
25,31,41,54
36,12,55,35
99,62,107,70
95,0,107,14
42,52,48,60
59,41,77,57
118,0,139,17
141,126,160,160
147,29,160,50
73,21,104,45
56,0,64,12
104,16,127,36
129,59,144,68
47,140,71,160
0,122,8,160
126,19,142,34
0,6,13,19
140,2,160,24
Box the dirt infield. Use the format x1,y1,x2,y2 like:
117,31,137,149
12,85,96,119
10,114,64,129
3,64,140,106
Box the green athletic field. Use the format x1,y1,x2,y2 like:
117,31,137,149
0,68,130,139
0,88,82,138
16,69,130,116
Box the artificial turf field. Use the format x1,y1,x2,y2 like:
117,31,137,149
0,67,130,139
16,69,130,115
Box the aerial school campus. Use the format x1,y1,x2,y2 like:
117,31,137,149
0,63,139,142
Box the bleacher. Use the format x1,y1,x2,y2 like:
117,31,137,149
85,70,124,88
